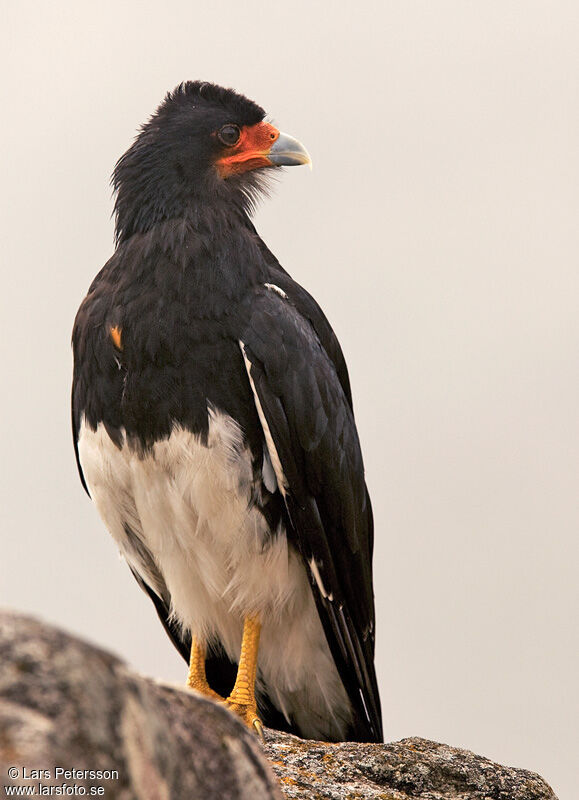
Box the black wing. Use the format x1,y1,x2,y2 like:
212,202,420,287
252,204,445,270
239,286,383,742
249,222,354,407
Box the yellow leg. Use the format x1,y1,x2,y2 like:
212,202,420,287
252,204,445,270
186,636,223,702
225,615,264,739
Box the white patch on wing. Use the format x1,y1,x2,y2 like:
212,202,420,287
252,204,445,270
77,411,351,740
309,557,334,602
239,341,288,498
264,282,288,299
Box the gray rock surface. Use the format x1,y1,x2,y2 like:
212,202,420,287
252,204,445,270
0,610,557,799
0,610,281,799
263,731,557,799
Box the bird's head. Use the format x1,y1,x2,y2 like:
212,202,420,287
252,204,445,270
112,81,311,243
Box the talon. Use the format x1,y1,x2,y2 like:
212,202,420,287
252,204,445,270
253,717,265,741
223,697,264,736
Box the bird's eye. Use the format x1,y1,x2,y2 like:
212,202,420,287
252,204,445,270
218,124,241,147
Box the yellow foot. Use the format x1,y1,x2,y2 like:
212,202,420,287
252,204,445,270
186,679,224,704
224,699,265,741
186,636,225,703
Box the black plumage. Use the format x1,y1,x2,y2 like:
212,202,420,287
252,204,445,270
72,81,382,742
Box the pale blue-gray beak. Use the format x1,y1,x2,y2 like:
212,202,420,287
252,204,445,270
267,131,312,168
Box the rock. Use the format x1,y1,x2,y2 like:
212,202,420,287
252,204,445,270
0,610,557,800
263,731,557,799
0,610,281,799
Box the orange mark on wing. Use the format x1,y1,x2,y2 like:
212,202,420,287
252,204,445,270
110,325,122,350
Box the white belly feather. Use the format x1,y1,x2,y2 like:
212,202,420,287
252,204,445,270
77,408,351,739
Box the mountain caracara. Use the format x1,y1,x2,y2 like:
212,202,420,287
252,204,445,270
72,81,382,743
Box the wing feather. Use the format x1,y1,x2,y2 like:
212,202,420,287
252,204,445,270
240,288,382,742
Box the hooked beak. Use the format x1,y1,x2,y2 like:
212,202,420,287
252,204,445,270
267,131,312,168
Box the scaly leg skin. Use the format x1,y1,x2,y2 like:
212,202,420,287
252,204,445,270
186,636,223,703
224,614,264,740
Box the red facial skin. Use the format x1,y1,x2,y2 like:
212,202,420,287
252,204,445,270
215,122,280,177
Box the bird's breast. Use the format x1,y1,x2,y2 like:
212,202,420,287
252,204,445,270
77,408,300,640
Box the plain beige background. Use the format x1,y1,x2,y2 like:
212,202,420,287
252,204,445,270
1,1,577,797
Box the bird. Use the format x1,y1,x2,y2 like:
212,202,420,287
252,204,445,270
72,81,382,743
